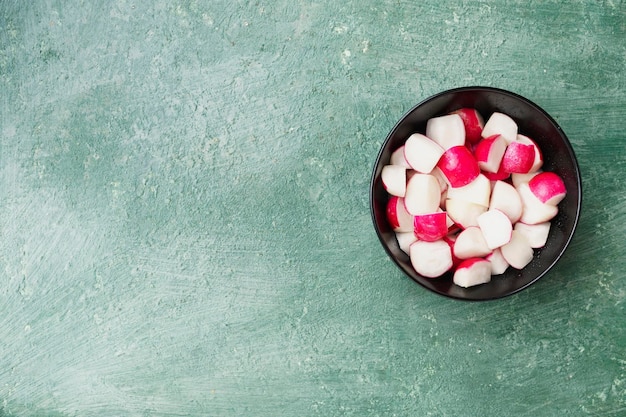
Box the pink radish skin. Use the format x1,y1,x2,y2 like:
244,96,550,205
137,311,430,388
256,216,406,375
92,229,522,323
482,161,510,181
528,172,567,205
409,240,453,278
413,212,449,242
386,196,414,232
481,112,518,143
501,141,535,174
452,108,484,144
381,165,407,197
516,134,543,172
477,209,513,250
453,258,492,288
453,226,492,259
474,134,507,173
404,173,441,215
426,114,466,150
404,133,445,174
437,146,480,188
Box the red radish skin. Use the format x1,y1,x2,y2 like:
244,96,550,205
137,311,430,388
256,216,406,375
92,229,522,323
452,108,484,144
413,212,449,242
437,146,480,188
482,162,510,181
453,258,492,288
386,196,414,232
474,134,507,173
501,141,535,173
516,134,543,172
528,172,567,205
517,182,559,224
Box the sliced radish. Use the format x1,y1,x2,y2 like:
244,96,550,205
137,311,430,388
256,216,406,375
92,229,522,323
413,212,449,242
511,170,541,188
514,221,551,248
474,134,507,173
481,112,518,143
482,161,510,181
486,248,509,275
425,114,466,150
501,140,535,174
528,172,567,205
453,257,492,288
477,209,513,250
386,196,414,232
489,180,522,223
395,231,418,254
452,108,484,144
446,174,491,207
404,133,445,174
437,145,480,188
381,165,407,197
390,145,412,168
453,226,492,259
409,240,453,278
516,134,543,172
404,174,441,215
445,198,487,229
500,230,534,269
517,182,559,224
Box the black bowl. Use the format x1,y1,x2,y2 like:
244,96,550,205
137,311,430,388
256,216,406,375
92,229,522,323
370,87,582,301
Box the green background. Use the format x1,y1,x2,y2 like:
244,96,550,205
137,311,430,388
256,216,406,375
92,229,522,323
1,1,625,416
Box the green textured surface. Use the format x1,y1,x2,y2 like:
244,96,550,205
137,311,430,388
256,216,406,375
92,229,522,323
1,1,625,416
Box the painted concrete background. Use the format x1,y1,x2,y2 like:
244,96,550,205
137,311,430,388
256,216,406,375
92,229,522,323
1,1,625,416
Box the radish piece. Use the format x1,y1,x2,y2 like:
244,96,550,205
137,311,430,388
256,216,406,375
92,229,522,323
474,134,507,173
446,174,491,207
517,183,559,224
409,240,453,278
404,133,445,174
501,140,535,174
445,198,487,229
500,230,534,269
511,170,541,188
437,145,480,188
481,112,518,143
396,231,418,254
516,134,543,172
486,248,509,275
404,174,441,215
528,172,567,205
381,165,407,197
413,212,449,242
425,114,466,150
386,196,414,232
390,145,411,168
477,209,513,249
453,226,492,259
452,108,484,144
443,234,463,269
453,258,492,288
489,180,522,223
514,221,551,248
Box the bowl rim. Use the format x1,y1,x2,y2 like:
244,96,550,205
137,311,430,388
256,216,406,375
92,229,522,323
369,86,583,301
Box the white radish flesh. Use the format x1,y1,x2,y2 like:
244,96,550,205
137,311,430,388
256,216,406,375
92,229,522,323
404,173,441,215
381,165,407,197
500,230,534,269
514,221,551,248
453,226,492,259
426,114,466,150
409,240,453,278
477,209,513,250
404,133,445,174
453,258,492,288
